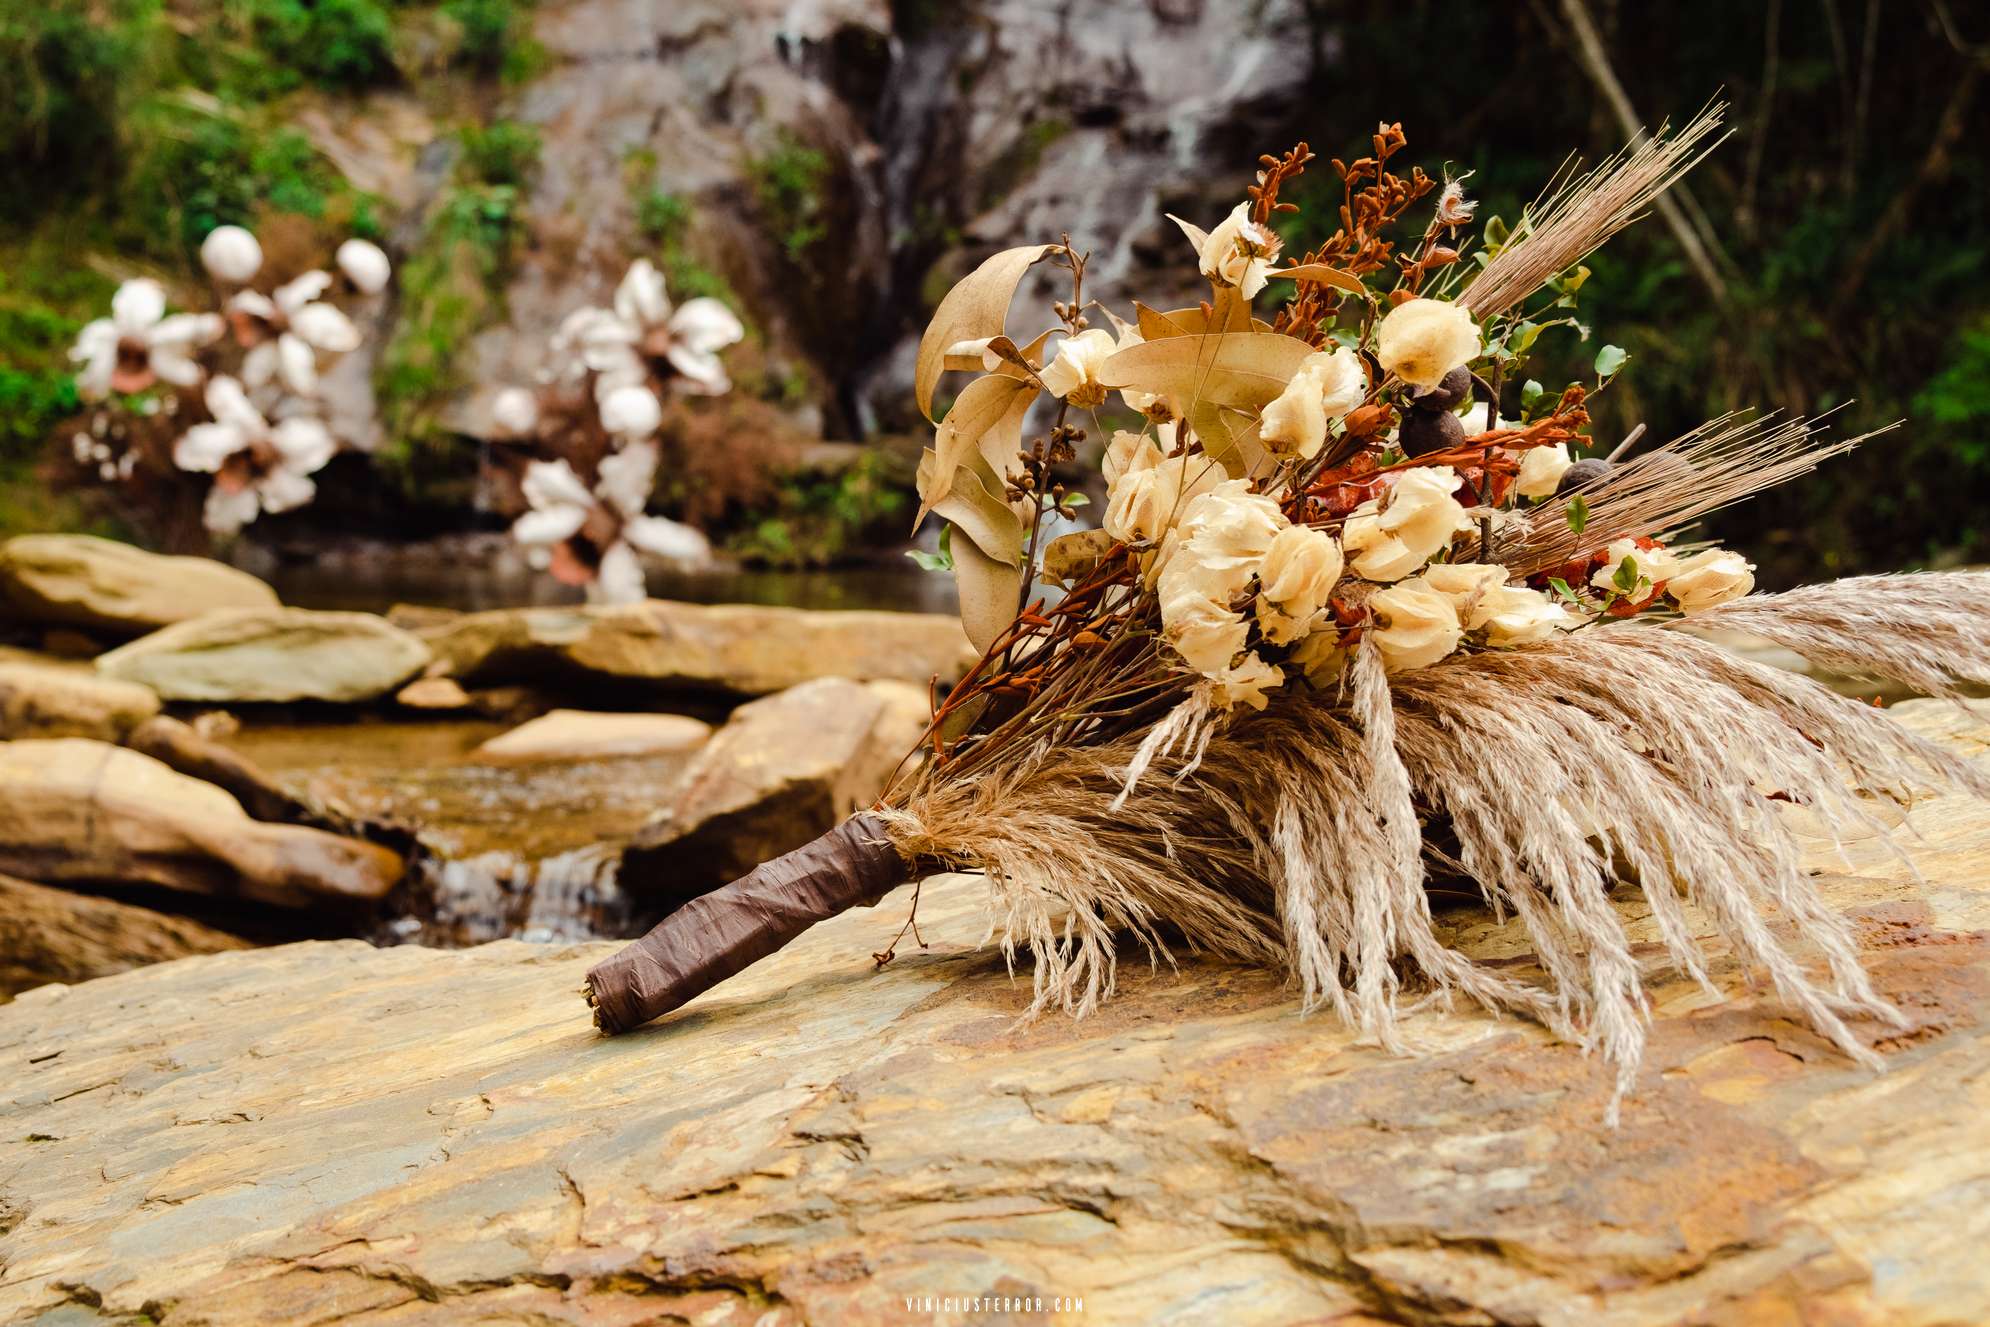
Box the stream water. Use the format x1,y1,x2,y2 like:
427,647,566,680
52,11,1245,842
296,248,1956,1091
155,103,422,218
221,554,956,949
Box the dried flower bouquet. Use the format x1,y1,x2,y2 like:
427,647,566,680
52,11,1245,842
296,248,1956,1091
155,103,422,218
587,107,1990,1112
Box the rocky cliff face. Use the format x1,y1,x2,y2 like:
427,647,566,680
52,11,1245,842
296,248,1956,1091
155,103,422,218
4,700,1989,1324
452,0,1320,437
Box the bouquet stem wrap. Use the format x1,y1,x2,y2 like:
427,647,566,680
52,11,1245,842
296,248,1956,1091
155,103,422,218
585,812,910,1034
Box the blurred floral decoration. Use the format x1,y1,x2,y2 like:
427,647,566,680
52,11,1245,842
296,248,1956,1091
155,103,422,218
61,224,390,541
488,258,744,603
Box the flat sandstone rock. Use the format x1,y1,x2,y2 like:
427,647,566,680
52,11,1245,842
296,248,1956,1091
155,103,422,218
473,709,713,763
96,608,432,703
2,701,1989,1324
420,600,977,696
0,739,403,908
0,533,277,634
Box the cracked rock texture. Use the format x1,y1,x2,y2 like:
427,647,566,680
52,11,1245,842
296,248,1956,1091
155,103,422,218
3,700,1988,1325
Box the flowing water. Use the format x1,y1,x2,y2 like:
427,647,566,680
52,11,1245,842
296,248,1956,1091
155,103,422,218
222,553,951,948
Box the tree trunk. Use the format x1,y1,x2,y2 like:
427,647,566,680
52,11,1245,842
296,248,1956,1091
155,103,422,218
584,812,910,1034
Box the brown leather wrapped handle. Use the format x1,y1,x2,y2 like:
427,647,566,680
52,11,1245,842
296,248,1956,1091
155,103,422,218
585,812,911,1035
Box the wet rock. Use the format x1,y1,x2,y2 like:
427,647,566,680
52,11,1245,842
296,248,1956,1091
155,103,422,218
96,608,431,703
621,677,928,908
2,701,1987,1324
0,533,279,635
473,709,713,763
0,872,248,1001
0,739,404,908
424,600,975,697
394,676,472,710
0,660,159,741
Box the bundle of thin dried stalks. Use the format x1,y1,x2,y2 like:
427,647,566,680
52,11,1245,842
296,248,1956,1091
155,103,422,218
1461,103,1729,321
881,572,1990,1119
1503,411,1885,573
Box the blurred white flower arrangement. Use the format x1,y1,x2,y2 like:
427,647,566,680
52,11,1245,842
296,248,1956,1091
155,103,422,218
489,258,745,604
65,223,392,537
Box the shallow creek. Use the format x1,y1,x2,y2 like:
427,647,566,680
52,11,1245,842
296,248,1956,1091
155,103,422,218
209,556,955,949
227,715,698,947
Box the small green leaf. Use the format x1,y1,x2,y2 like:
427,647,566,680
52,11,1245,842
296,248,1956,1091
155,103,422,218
1547,576,1582,605
905,523,955,572
1483,215,1509,248
1521,378,1545,411
1565,494,1589,535
1612,554,1640,594
1059,491,1090,510
1593,344,1628,378
1506,321,1543,356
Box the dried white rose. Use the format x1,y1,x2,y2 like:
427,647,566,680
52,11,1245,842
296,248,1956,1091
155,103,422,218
1664,548,1755,613
1478,584,1571,645
1207,653,1284,711
1103,451,1227,545
1037,327,1115,408
199,225,263,284
1341,465,1474,581
580,259,745,397
1375,298,1479,388
1591,538,1682,597
1417,561,1510,628
1514,442,1573,499
1161,588,1250,675
1260,348,1368,461
1102,427,1164,489
1367,581,1464,672
1169,202,1279,300
1255,523,1343,644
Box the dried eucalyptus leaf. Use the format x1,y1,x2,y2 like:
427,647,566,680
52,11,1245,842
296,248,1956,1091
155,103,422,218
952,534,1023,653
929,452,1025,565
915,244,1057,421
1269,262,1368,296
921,373,1038,512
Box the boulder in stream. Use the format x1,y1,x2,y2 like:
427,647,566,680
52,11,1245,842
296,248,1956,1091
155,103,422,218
0,533,278,635
0,659,160,741
0,739,404,908
1,700,1987,1323
421,600,976,697
0,872,248,1001
96,608,432,703
620,677,928,909
473,709,713,763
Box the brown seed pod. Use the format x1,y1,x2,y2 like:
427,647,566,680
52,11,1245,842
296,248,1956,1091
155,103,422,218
1556,457,1614,495
1415,365,1473,412
1399,406,1465,458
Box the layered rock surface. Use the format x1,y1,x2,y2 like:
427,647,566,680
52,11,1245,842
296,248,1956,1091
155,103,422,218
421,600,975,696
0,533,278,634
0,873,248,1000
620,677,928,908
0,659,160,740
0,740,405,908
96,608,432,703
3,701,1989,1324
